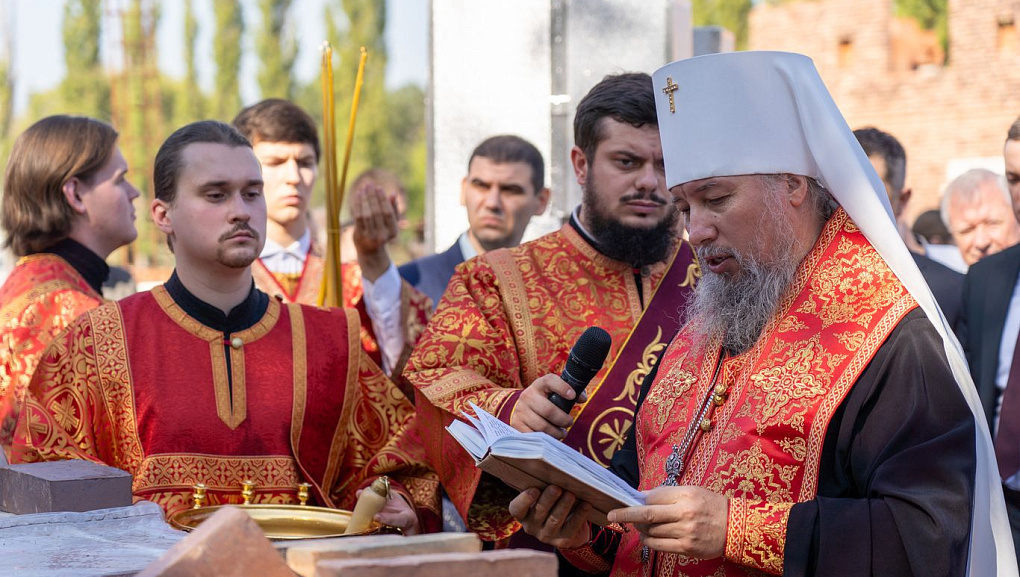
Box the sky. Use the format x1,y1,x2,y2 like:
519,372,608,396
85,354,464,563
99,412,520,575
4,0,429,117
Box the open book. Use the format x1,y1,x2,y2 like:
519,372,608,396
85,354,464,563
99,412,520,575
446,403,645,526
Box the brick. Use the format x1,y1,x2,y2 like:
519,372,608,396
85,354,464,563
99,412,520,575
136,506,296,577
0,460,132,514
748,0,1020,221
286,532,481,577
314,549,557,577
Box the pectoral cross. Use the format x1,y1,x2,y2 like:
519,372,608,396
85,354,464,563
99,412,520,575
662,76,679,114
663,443,682,486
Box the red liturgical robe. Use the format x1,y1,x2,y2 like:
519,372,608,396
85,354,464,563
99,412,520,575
614,210,918,576
0,254,104,453
12,286,439,521
406,223,698,541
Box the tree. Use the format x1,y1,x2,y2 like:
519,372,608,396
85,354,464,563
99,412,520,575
57,0,110,119
896,0,948,57
256,0,298,100
181,0,204,121
692,0,753,50
291,0,427,230
212,0,244,120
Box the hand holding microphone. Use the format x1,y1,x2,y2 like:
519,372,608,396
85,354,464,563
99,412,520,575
509,327,613,439
548,327,613,413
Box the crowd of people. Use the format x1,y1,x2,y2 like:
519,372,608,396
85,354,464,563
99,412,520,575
0,50,1018,576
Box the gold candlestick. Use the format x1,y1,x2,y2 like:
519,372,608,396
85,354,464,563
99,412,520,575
297,483,311,506
241,480,255,505
191,483,207,509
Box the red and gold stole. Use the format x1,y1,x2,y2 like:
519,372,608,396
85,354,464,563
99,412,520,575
0,254,103,452
614,210,916,576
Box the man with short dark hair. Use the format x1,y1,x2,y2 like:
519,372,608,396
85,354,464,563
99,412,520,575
11,121,439,533
398,134,550,308
0,115,139,454
853,127,963,326
407,73,698,548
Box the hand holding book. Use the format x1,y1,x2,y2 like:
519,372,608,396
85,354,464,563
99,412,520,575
446,403,645,526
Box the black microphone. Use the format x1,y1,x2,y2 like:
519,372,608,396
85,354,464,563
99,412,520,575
548,327,613,414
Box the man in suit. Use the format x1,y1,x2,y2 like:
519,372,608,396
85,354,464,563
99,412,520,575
398,135,549,308
854,127,963,327
961,115,1020,561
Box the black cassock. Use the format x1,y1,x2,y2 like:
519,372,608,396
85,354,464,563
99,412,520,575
596,308,976,577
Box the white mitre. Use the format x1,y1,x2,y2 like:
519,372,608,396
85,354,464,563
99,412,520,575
652,51,1016,576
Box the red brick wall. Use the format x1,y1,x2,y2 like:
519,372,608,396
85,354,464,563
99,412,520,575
749,0,1020,222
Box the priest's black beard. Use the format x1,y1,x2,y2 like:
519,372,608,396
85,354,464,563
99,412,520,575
582,181,678,268
683,192,799,355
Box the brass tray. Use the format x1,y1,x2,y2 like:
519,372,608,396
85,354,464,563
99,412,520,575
168,504,386,540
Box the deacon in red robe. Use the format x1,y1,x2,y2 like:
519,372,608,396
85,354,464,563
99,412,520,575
12,120,439,532
508,52,1014,577
0,116,139,453
406,73,698,544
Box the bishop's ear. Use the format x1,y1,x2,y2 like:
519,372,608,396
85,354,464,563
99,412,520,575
784,174,810,208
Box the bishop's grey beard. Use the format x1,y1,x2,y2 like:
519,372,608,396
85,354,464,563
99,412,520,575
683,194,799,355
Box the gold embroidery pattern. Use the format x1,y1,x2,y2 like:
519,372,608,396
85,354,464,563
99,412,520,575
561,542,613,574
615,326,667,404
152,286,279,429
289,304,307,463
90,303,145,471
134,453,302,516
679,257,702,288
706,441,798,502
724,499,791,576
487,248,541,387
748,336,844,434
586,406,634,466
0,255,104,447
644,349,699,431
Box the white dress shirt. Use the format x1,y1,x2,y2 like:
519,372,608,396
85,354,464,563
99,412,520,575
259,230,405,375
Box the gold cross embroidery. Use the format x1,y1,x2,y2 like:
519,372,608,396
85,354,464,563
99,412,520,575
662,76,679,114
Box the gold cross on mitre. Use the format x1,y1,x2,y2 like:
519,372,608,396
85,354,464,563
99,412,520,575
662,76,679,114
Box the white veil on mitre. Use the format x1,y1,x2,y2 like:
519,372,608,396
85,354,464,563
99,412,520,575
652,51,1016,576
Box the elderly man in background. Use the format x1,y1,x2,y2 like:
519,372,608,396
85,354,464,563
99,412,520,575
941,168,1020,266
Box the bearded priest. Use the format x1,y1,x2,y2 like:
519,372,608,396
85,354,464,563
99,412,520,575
508,52,1015,577
406,72,699,547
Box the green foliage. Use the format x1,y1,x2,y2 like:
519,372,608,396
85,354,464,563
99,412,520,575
293,0,426,225
58,0,110,119
692,0,753,50
895,0,948,55
257,0,298,100
212,0,244,121
180,0,204,122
